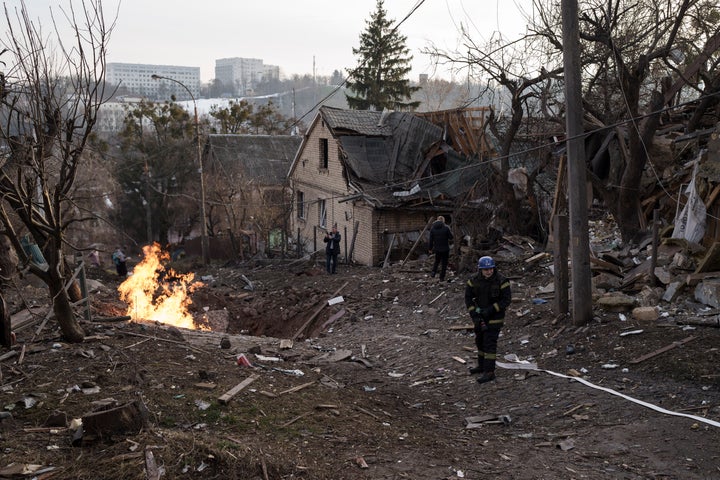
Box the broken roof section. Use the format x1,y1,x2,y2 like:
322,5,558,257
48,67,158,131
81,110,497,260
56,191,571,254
205,134,302,185
318,106,489,207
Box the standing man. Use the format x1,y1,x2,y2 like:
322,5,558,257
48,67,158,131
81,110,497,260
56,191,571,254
465,256,511,384
323,225,341,274
428,215,453,281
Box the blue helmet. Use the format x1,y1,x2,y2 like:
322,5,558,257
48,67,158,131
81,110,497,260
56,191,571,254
478,256,495,269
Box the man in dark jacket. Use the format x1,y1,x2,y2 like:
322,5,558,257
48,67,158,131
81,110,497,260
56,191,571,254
428,216,453,281
465,256,512,384
323,225,341,274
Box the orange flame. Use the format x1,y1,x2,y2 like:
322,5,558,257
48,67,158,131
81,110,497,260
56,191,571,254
118,243,207,330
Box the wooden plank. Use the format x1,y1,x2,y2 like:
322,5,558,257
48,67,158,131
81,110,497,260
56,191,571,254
678,317,720,328
0,296,10,348
525,252,550,264
551,155,567,216
589,256,623,275
705,184,720,209
291,282,348,340
429,291,445,304
382,233,395,269
402,218,434,265
278,381,315,396
217,374,259,405
686,271,720,286
628,336,696,364
448,324,473,331
280,411,313,428
347,221,360,264
695,242,720,274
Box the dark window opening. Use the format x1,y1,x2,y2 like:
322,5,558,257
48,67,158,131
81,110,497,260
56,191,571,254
320,138,329,169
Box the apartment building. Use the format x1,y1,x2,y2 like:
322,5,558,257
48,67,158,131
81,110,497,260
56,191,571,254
106,63,201,100
214,57,280,96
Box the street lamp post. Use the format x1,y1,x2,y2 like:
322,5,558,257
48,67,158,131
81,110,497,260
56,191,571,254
151,74,210,265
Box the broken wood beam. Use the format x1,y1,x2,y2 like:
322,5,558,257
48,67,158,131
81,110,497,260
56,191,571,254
291,282,348,340
0,296,10,348
629,336,696,364
382,233,395,269
677,317,720,328
448,324,473,331
686,271,720,286
402,218,434,265
218,374,259,405
277,381,315,396
589,256,623,275
429,291,445,304
280,411,312,428
695,242,720,274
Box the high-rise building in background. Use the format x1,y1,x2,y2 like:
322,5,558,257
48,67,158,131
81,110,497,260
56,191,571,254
106,63,200,100
215,58,280,96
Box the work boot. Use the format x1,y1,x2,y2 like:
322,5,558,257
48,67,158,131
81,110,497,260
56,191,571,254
477,371,496,384
468,356,484,375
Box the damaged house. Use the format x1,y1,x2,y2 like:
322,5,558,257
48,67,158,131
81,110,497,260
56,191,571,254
287,106,492,266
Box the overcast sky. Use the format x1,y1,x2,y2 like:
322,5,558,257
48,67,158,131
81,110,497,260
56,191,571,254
11,0,534,83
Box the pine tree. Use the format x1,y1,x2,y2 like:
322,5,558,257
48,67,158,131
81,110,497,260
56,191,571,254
346,0,420,111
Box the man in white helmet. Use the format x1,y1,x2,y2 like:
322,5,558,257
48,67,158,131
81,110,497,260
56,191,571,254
464,256,511,384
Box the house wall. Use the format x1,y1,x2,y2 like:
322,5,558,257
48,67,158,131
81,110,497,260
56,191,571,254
291,117,354,257
289,116,434,266
371,210,432,265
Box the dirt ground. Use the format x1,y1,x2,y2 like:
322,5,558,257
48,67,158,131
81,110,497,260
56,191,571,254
1,234,720,479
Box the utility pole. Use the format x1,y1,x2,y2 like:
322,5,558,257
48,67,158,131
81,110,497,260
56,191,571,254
562,0,593,325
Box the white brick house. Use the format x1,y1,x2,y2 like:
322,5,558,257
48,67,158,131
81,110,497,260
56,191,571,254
288,106,484,266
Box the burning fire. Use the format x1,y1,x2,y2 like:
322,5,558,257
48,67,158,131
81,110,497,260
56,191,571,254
118,243,207,330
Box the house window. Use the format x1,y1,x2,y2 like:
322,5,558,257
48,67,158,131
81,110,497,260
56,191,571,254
296,191,305,219
319,138,329,169
319,199,327,229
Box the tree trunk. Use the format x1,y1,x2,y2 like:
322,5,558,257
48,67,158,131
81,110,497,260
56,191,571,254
45,240,84,343
616,90,665,241
49,277,84,343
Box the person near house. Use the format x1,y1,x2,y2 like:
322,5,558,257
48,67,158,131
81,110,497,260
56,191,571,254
112,246,128,277
428,215,453,281
87,249,101,268
465,256,512,384
323,225,341,274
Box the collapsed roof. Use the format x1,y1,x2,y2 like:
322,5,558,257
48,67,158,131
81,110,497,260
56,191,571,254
318,106,489,208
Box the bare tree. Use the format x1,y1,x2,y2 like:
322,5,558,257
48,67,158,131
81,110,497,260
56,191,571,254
571,0,709,240
424,23,563,235
425,0,719,242
0,1,114,342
